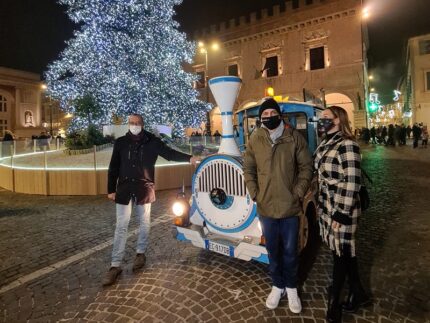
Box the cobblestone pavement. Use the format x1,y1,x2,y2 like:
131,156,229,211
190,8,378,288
0,144,429,322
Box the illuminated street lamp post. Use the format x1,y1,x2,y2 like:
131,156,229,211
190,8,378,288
198,41,219,135
41,84,53,135
360,2,370,126
198,41,219,103
369,75,375,92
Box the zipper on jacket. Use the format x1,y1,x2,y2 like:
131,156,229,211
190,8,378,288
271,143,279,215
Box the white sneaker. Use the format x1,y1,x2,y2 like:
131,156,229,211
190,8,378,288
265,286,286,309
286,287,302,313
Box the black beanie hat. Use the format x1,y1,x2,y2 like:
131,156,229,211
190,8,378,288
259,98,281,119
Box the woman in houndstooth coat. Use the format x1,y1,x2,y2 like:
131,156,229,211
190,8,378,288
314,106,370,323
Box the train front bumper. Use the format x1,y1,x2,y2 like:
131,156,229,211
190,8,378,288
174,225,269,264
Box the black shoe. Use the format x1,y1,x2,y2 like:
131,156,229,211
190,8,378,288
102,267,122,286
132,253,146,272
326,305,342,323
326,286,342,323
341,290,371,313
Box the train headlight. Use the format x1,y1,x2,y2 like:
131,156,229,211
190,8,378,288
172,201,186,217
172,191,190,227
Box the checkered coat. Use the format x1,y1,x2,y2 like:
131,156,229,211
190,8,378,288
313,132,362,257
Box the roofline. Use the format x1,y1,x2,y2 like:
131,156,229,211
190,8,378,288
407,33,430,42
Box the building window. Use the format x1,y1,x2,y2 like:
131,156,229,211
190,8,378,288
419,40,430,55
228,64,239,76
194,70,206,89
0,119,7,136
310,47,325,70
426,71,430,91
0,95,7,112
263,55,279,77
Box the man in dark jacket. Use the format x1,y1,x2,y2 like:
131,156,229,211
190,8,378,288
243,99,313,312
412,123,422,148
103,114,199,286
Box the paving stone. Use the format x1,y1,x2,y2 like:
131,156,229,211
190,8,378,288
0,146,429,322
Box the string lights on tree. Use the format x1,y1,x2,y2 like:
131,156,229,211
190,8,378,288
45,0,209,135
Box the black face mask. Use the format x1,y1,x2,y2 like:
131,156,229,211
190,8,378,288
261,116,282,130
317,118,335,136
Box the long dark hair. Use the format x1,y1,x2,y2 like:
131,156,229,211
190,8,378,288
328,105,356,141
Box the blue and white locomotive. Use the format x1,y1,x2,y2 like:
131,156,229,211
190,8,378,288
173,76,323,264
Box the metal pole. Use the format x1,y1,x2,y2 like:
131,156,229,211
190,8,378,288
10,145,14,167
44,151,48,170
360,0,368,128
94,145,98,194
93,145,97,171
44,151,49,195
205,50,212,136
49,99,53,135
205,51,209,103
10,145,15,192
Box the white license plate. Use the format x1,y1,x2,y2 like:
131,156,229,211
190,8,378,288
206,240,231,256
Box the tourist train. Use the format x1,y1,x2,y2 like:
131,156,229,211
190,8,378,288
173,76,323,264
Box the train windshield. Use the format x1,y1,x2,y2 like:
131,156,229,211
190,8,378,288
244,112,308,142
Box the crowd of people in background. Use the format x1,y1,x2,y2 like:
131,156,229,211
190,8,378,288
357,123,428,149
189,129,222,137
189,129,224,145
0,130,64,157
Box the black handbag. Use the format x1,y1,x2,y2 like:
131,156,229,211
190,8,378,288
360,168,372,211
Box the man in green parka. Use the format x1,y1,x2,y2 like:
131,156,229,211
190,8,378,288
243,98,313,312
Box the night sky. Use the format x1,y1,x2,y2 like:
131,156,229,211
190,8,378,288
1,0,429,103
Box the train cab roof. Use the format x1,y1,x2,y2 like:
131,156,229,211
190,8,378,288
236,99,324,117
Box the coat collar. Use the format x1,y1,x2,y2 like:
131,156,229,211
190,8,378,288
257,124,293,144
126,130,151,144
322,131,343,146
315,131,343,158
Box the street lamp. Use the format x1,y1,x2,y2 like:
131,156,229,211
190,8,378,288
198,41,220,103
41,84,53,135
362,7,370,20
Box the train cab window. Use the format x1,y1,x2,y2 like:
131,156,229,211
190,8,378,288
243,116,259,146
285,112,308,142
244,112,308,144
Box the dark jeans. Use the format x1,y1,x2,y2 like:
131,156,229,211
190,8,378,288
331,251,363,302
260,215,299,289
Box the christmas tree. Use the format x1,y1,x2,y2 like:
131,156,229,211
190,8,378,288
45,0,208,135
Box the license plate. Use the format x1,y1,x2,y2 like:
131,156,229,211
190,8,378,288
206,240,232,256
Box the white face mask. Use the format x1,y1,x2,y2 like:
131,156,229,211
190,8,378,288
129,125,142,135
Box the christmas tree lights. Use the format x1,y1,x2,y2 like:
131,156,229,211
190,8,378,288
45,0,208,136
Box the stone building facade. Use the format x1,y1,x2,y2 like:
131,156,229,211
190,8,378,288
191,0,369,132
403,34,430,126
0,67,45,138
